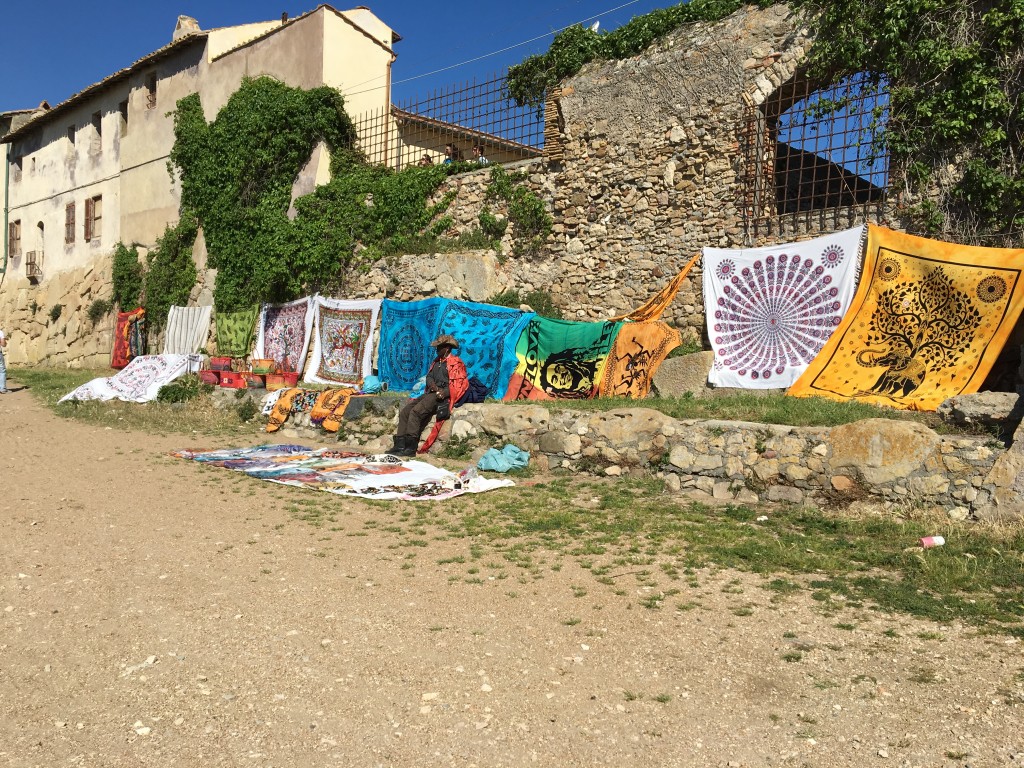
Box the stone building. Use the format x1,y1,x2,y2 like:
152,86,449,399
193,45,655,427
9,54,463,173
0,5,401,366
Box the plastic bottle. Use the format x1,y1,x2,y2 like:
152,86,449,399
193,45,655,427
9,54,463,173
919,535,945,548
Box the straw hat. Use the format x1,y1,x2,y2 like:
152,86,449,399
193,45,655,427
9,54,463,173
429,334,460,349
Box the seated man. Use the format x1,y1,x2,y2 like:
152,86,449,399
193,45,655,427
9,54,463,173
389,334,468,457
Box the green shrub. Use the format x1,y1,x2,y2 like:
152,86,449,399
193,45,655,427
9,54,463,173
112,243,144,311
235,398,260,422
157,375,204,403
87,299,113,325
143,217,199,332
48,304,63,323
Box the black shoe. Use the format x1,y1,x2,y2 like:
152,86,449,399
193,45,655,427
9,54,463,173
397,435,418,457
386,436,403,455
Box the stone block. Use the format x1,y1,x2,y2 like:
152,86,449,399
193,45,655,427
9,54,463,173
828,419,941,485
936,392,1023,431
712,481,734,499
477,404,549,437
766,485,803,504
586,408,678,444
652,352,714,398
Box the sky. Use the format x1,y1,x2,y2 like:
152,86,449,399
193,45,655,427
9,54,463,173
0,0,678,113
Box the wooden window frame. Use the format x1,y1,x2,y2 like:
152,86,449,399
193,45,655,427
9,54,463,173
65,202,76,244
145,73,157,110
8,220,21,256
84,196,102,243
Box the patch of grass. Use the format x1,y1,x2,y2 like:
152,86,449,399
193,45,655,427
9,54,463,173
653,693,672,704
908,667,939,684
782,651,803,663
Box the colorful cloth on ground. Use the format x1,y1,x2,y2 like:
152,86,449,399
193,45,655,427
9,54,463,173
112,308,146,369
214,306,259,358
162,305,213,355
254,297,314,374
172,444,514,501
60,354,189,403
610,252,701,322
789,225,1024,410
304,298,381,387
378,298,445,392
265,388,322,432
703,225,865,388
309,388,356,433
434,299,534,399
503,317,623,401
598,321,681,399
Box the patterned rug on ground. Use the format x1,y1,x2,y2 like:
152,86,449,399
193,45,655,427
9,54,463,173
703,225,864,388
504,317,623,401
789,225,1024,410
304,298,381,387
60,354,190,403
254,297,315,374
434,299,534,399
377,298,445,392
172,444,514,501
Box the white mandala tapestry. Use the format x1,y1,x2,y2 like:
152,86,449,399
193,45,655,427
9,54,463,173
702,225,865,388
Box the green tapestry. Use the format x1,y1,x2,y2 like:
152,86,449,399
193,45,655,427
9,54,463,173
214,306,259,358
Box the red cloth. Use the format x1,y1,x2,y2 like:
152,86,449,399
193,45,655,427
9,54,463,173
111,308,146,369
417,355,469,454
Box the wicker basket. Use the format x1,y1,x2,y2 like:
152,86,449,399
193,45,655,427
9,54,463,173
251,358,276,375
265,371,300,391
210,356,233,372
242,372,266,389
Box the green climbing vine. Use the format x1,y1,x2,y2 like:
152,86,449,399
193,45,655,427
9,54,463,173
112,242,143,311
791,0,1024,242
167,76,501,310
143,215,199,332
485,165,552,256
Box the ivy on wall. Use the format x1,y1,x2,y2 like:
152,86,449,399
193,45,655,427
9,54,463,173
143,215,199,332
112,243,143,311
791,0,1024,242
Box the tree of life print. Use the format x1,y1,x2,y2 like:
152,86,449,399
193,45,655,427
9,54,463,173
712,252,843,381
856,266,982,399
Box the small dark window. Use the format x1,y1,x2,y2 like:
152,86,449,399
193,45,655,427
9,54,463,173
91,111,102,152
145,73,157,109
119,100,129,136
67,124,76,146
12,156,21,183
65,202,76,244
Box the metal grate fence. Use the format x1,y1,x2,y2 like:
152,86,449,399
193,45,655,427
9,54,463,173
740,73,890,238
348,74,544,170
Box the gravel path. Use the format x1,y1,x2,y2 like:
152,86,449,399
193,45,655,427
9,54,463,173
1,386,1022,767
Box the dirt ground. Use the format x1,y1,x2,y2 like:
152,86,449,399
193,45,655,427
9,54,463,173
1,384,1023,768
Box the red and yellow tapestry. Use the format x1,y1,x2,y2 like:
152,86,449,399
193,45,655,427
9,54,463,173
789,225,1024,410
598,321,681,399
111,308,146,369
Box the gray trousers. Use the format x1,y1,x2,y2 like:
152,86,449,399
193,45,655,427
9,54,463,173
396,392,440,439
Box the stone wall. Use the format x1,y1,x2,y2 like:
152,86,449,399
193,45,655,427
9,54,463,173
0,251,114,367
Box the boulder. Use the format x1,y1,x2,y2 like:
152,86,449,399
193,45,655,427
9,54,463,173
827,419,941,485
974,417,1024,520
652,352,714,397
586,408,678,444
936,392,1023,431
473,404,549,437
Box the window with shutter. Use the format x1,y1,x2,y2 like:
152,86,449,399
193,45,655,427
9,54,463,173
9,220,21,256
65,203,76,244
84,197,95,242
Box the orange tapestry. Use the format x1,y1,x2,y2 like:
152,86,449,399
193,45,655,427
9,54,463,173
788,225,1024,410
610,252,701,322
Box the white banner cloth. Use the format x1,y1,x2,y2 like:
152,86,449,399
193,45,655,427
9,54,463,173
59,354,190,403
163,305,213,355
703,225,865,388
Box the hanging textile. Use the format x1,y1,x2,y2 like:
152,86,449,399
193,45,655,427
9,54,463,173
214,306,259,358
434,299,535,399
503,317,623,401
162,305,213,355
610,252,701,322
598,321,681,399
60,354,189,403
254,297,315,374
789,225,1024,410
703,225,865,388
377,298,446,392
111,308,146,369
304,298,381,387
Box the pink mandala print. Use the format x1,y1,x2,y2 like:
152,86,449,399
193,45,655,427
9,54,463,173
715,259,737,280
821,243,845,268
713,254,842,381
